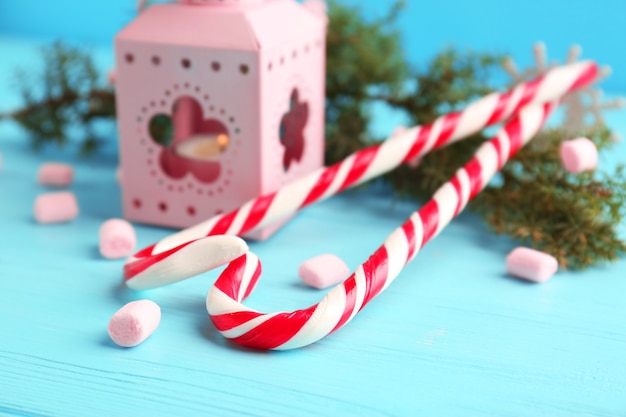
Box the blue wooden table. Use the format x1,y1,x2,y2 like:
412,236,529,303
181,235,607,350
1,3,626,415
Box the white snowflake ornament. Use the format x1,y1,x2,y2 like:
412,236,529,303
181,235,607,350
503,43,624,136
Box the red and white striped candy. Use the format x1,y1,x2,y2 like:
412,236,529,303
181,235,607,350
123,61,598,289
207,101,559,350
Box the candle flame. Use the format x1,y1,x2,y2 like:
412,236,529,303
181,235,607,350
217,134,229,150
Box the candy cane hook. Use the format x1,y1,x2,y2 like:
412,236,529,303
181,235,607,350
207,100,559,350
124,61,598,290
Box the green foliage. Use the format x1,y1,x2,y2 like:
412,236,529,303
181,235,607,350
324,0,503,199
378,48,503,201
324,0,626,269
325,0,409,162
8,42,116,155
473,128,626,269
3,1,625,269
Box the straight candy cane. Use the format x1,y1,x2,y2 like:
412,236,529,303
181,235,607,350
124,61,598,290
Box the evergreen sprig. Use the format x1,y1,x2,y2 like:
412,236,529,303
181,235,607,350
3,41,116,155
324,0,625,269
474,128,626,269
325,0,410,162
1,1,624,269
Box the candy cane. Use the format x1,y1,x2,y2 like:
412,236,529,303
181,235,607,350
208,100,559,350
124,61,598,290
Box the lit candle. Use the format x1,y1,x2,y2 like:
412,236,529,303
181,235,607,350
175,133,229,160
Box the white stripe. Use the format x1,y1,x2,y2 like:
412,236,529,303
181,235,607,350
127,235,248,290
236,253,260,302
381,228,409,291
276,285,347,350
207,287,256,316
432,182,460,236
409,212,424,259
502,84,525,120
125,255,140,264
474,143,499,190
320,154,358,199
495,130,511,165
421,116,444,155
451,92,499,143
258,168,324,228
518,105,547,146
533,62,586,106
455,168,471,213
220,312,281,339
363,127,419,183
227,200,254,235
154,215,222,253
346,266,367,323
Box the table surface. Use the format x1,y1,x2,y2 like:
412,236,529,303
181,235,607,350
1,34,626,416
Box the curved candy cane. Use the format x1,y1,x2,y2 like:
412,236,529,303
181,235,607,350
207,100,559,350
124,61,598,290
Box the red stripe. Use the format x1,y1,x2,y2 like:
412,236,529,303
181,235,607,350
124,241,194,280
230,305,317,350
464,158,484,200
486,90,513,126
432,111,462,149
449,175,464,217
401,219,417,263
419,200,440,247
133,243,157,258
402,125,432,164
330,275,358,333
124,243,157,279
209,210,238,235
568,62,598,92
239,192,276,234
491,135,504,170
242,258,262,301
211,311,264,332
339,144,381,192
513,76,543,114
542,101,556,125
301,163,341,207
504,116,524,158
214,254,248,298
359,247,389,310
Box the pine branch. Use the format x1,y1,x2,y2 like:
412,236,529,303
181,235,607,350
3,1,624,270
8,41,116,155
473,127,626,269
324,1,625,270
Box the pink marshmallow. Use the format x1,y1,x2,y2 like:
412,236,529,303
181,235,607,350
560,137,598,173
33,191,79,224
108,300,161,348
298,253,350,289
99,218,137,259
506,247,558,283
37,162,74,187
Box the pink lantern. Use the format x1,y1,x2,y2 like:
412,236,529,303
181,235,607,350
114,0,327,239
